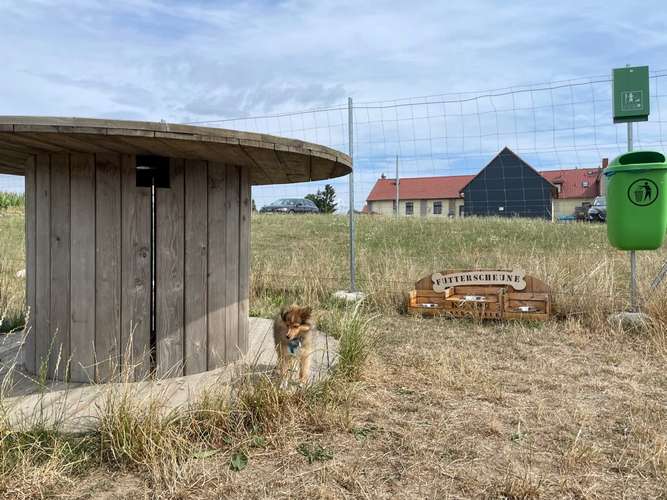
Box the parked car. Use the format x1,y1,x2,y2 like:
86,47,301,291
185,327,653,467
587,196,606,222
260,198,320,214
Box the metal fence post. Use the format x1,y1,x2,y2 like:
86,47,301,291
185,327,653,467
348,97,356,293
627,121,638,312
395,155,399,218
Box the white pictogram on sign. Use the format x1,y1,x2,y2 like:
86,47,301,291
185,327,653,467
622,91,644,112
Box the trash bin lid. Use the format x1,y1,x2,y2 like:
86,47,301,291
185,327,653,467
604,151,667,177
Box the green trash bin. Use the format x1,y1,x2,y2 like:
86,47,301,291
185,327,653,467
604,151,667,250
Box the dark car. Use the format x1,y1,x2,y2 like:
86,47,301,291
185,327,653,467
587,196,606,222
260,198,320,214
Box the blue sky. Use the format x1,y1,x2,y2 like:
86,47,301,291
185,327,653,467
1,0,667,208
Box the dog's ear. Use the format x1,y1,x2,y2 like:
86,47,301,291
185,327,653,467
280,305,289,321
299,306,312,321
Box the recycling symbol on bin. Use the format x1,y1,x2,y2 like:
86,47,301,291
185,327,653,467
627,178,659,207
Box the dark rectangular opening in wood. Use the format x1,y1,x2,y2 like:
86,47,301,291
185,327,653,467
136,155,170,188
135,155,171,375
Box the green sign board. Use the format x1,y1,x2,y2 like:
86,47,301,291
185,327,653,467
613,66,650,123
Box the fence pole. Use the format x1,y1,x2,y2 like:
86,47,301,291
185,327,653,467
627,121,638,312
395,155,399,218
348,97,356,293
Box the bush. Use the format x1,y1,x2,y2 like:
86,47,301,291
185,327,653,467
0,193,24,210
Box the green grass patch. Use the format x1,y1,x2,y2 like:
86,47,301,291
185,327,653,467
0,192,24,211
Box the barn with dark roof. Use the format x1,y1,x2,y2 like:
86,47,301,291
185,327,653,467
460,147,557,219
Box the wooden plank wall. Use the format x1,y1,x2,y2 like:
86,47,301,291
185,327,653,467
120,154,151,381
224,165,240,362
69,153,95,382
49,153,71,380
34,154,51,378
156,160,250,374
155,159,185,377
27,155,250,382
23,157,36,374
184,159,208,375
207,162,227,369
238,166,251,356
95,154,122,382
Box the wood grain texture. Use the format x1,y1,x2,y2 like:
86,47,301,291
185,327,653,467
237,165,251,357
23,156,37,374
207,162,226,369
95,154,122,382
34,154,51,375
120,154,152,380
155,158,185,378
224,165,240,362
0,116,352,182
184,159,208,374
49,153,70,380
69,153,96,382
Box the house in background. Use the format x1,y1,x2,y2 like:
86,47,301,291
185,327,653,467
365,147,604,220
540,160,606,219
366,174,473,217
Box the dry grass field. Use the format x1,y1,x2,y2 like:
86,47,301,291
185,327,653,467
0,209,665,498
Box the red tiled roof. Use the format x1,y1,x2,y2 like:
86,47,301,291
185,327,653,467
366,169,601,202
366,175,474,201
540,168,601,199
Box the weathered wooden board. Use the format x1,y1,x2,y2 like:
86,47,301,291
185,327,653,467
238,166,251,356
34,154,51,374
224,165,240,362
207,162,227,368
49,153,71,380
155,158,185,377
95,153,122,382
69,153,96,382
239,145,288,184
184,159,208,374
121,155,151,380
23,156,36,374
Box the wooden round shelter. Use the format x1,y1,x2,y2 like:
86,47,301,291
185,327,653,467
0,117,351,382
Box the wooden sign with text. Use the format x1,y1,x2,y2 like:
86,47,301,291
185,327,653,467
432,270,526,292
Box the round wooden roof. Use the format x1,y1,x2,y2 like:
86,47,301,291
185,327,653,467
0,116,351,185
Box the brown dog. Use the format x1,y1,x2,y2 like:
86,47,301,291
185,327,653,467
273,305,315,386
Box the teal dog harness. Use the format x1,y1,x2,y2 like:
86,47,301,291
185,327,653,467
287,338,303,355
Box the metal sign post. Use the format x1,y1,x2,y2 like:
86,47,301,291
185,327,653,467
612,65,649,312
627,122,638,311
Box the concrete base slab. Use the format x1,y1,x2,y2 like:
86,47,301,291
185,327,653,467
0,318,338,432
607,311,653,332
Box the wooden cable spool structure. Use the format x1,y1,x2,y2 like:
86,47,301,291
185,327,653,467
0,116,351,382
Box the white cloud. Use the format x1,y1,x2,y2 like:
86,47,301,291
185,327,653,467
2,0,667,203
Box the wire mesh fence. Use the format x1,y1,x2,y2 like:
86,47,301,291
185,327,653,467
2,70,667,314
2,70,667,208
180,69,667,214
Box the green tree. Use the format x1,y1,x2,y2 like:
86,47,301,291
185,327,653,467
305,184,337,213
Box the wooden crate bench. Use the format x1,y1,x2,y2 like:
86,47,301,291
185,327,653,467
408,270,552,321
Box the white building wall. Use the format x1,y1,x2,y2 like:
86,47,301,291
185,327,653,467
367,198,465,217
